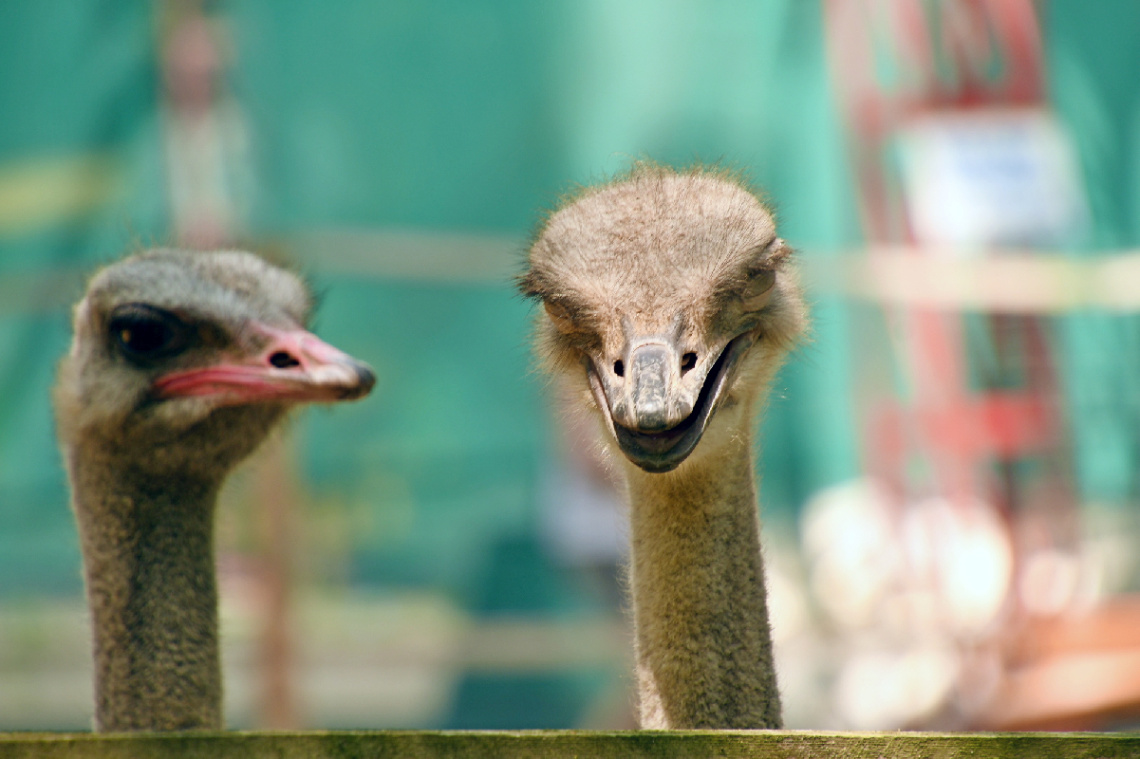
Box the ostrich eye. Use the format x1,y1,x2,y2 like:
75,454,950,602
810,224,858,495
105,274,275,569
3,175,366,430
739,269,776,313
543,300,579,334
108,304,188,362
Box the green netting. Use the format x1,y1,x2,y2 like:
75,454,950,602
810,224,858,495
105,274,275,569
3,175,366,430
224,0,865,557
0,0,1137,601
1045,0,1140,502
3,0,1140,733
0,2,166,597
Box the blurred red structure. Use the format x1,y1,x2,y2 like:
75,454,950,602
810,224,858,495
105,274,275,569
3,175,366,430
824,0,1058,508
825,0,1140,730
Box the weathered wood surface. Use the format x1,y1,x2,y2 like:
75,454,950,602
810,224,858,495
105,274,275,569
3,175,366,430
2,731,1139,759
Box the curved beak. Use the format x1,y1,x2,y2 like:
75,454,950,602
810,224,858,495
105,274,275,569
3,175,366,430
152,324,375,406
589,331,754,473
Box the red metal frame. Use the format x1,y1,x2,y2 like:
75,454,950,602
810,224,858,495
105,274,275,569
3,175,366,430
823,0,1066,510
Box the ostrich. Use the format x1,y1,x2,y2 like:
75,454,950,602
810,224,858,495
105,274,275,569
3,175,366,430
54,248,375,732
519,165,807,729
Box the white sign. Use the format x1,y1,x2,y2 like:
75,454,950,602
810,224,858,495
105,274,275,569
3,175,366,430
897,109,1087,252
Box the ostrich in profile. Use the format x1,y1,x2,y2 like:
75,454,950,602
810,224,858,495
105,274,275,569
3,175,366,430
54,249,375,731
519,165,807,729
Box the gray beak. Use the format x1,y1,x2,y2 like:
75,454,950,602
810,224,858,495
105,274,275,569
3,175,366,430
618,341,693,433
589,328,755,473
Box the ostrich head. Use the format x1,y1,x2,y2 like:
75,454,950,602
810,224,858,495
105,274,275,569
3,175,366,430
520,166,806,473
55,249,375,480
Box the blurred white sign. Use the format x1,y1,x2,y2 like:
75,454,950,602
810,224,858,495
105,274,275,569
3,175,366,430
898,109,1087,252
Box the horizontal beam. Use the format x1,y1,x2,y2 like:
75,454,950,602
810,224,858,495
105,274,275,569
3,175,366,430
2,731,1139,759
9,237,1140,316
804,247,1140,313
287,233,1140,313
285,229,524,284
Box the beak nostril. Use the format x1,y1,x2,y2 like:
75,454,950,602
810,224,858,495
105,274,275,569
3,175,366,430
269,351,301,369
613,359,625,377
681,352,697,374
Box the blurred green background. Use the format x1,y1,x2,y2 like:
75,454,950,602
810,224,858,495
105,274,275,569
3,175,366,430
2,0,1140,732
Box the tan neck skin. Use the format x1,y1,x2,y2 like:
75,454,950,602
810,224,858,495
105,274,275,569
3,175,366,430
624,432,782,729
68,449,223,732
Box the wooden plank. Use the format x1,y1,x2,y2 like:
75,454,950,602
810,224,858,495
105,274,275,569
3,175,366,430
801,248,1140,313
9,244,1140,315
2,731,1140,759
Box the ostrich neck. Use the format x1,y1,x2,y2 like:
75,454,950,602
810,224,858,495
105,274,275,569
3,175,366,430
67,447,223,731
625,430,782,729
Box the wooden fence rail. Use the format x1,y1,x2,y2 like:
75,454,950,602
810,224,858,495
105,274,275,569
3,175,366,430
2,731,1140,759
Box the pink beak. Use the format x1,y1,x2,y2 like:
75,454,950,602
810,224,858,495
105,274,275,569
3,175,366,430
151,325,375,405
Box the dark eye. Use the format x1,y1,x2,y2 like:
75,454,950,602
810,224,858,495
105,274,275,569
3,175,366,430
108,304,188,362
739,269,776,313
